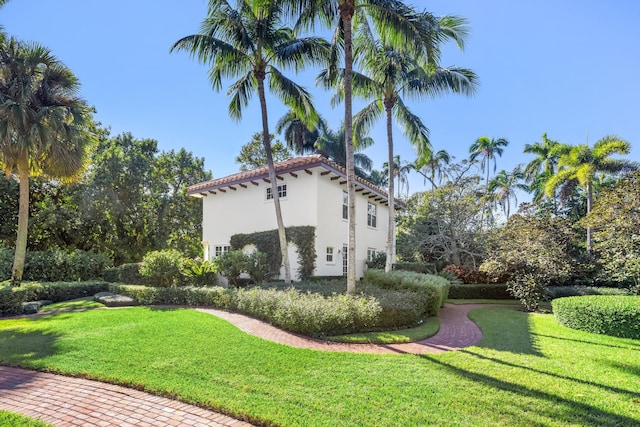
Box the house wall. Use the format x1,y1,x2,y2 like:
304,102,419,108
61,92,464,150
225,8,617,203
201,166,389,280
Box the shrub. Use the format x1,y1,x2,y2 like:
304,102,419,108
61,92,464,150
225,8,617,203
448,283,512,299
361,285,429,329
545,286,629,300
181,258,218,287
244,252,271,285
140,250,186,287
20,281,110,303
217,250,248,287
553,296,640,339
393,262,437,274
443,265,501,284
109,284,233,307
1,281,110,317
365,252,386,270
0,247,13,281
231,287,381,336
20,250,111,282
0,285,29,316
363,269,450,317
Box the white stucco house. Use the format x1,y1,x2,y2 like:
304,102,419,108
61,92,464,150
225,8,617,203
187,154,400,280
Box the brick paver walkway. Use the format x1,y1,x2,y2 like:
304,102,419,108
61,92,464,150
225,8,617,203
0,303,488,426
197,303,486,354
0,366,253,427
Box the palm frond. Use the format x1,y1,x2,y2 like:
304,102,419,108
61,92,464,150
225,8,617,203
393,98,430,156
227,71,256,120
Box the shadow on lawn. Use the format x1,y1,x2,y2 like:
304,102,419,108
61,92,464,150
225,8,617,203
421,354,640,426
532,332,640,351
470,307,543,356
461,348,640,400
0,326,60,391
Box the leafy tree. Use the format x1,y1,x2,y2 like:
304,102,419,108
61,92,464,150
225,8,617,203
488,165,527,219
482,205,583,311
152,148,212,256
290,0,442,294
172,0,329,284
545,135,637,250
366,168,388,187
397,173,487,268
0,38,94,285
235,132,292,171
582,171,640,290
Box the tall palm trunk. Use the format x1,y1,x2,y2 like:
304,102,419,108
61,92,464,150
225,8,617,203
11,154,30,286
586,181,593,252
256,72,292,284
341,1,356,294
384,102,395,273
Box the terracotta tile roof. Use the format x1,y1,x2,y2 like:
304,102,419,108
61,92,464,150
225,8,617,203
188,154,403,207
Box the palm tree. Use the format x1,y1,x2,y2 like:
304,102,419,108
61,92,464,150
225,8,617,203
0,38,93,285
415,149,451,190
319,19,477,272
469,136,509,229
314,123,374,176
469,136,510,192
288,0,441,293
275,109,327,155
545,135,638,250
523,133,560,203
488,165,527,218
171,0,329,284
383,155,413,199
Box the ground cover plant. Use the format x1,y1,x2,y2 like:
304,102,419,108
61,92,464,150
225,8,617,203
0,411,52,427
0,306,638,426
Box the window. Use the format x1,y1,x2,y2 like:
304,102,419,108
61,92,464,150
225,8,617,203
367,248,376,262
266,184,287,200
342,244,348,276
342,191,348,219
326,247,334,263
367,202,377,228
215,245,230,257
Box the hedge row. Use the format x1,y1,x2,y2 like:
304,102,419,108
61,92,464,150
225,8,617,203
544,286,630,300
448,283,512,300
1,281,110,317
109,284,380,336
552,296,640,339
0,248,111,282
362,269,450,317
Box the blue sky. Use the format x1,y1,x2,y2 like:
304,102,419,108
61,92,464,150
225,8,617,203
4,0,640,198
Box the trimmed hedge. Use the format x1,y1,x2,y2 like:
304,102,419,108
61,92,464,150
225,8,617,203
553,296,640,339
545,286,629,300
1,281,110,317
448,283,512,300
0,249,111,282
109,284,380,336
363,269,450,317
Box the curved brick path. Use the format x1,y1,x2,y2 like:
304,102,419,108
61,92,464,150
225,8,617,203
197,303,486,354
0,303,488,426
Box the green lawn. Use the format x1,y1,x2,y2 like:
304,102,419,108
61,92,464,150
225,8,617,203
0,411,51,427
0,306,639,426
327,316,440,343
39,297,104,313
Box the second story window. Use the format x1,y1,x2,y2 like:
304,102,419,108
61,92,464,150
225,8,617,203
367,202,377,228
342,191,348,219
266,184,287,200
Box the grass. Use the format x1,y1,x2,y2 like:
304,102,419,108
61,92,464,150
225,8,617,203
0,306,639,426
326,316,439,343
0,411,52,427
39,297,104,313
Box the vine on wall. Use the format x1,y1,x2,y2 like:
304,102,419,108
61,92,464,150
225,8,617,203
230,226,316,280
